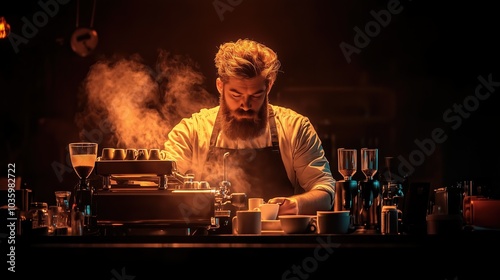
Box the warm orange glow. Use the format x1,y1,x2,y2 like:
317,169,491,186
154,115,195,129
0,17,10,39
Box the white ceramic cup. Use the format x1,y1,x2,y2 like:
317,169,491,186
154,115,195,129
137,148,149,160
112,148,126,160
317,210,351,234
149,148,167,160
101,148,115,160
279,215,317,234
248,198,264,211
258,203,280,220
125,148,138,160
232,210,262,234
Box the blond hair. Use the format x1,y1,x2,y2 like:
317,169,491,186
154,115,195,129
214,39,281,85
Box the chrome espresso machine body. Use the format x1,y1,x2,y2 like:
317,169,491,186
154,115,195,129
91,159,236,235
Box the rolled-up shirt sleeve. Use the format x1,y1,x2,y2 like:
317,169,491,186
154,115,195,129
275,107,336,203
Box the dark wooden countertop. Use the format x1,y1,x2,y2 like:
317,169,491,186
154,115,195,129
8,229,499,280
19,229,500,247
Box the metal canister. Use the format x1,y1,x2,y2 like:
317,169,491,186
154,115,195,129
381,205,398,234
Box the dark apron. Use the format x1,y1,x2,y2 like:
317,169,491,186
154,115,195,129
201,106,298,201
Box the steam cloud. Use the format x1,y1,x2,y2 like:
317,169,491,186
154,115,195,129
76,50,218,149
75,50,252,192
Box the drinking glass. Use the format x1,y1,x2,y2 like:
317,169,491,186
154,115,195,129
361,148,378,180
337,148,357,180
69,142,98,190
54,191,71,228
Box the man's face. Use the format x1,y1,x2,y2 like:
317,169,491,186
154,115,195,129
217,76,270,140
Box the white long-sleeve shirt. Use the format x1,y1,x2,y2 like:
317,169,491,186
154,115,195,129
164,104,335,200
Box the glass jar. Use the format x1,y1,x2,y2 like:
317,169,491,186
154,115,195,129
28,202,49,235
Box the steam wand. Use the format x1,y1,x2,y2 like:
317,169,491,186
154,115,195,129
215,152,232,210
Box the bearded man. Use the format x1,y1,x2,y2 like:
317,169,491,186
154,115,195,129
164,39,335,215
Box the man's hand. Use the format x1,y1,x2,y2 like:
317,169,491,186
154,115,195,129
268,197,299,215
268,190,333,215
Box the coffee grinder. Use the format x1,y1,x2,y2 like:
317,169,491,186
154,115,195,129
358,148,381,231
380,156,406,233
334,149,359,224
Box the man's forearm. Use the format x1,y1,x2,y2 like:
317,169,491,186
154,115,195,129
294,189,333,215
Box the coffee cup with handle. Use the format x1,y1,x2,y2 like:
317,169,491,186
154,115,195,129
317,210,351,234
137,148,149,160
124,148,138,160
149,148,168,160
258,203,280,220
232,210,262,234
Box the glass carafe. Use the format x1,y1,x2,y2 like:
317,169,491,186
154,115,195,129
335,148,359,213
361,148,378,180
337,148,357,180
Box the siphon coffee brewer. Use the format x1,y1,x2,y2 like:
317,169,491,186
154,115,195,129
358,148,381,231
334,149,359,225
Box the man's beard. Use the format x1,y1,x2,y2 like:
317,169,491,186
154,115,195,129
220,94,268,140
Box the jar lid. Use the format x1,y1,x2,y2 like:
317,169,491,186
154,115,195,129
30,202,48,208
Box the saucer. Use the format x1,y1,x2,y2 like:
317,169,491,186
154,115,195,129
261,230,285,235
262,220,281,231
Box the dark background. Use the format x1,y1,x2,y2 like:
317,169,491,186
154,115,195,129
1,0,499,204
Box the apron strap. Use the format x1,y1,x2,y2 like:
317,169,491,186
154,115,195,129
268,106,280,154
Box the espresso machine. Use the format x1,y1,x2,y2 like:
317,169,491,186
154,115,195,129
91,150,245,236
92,159,214,235
358,148,381,231
334,149,359,224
